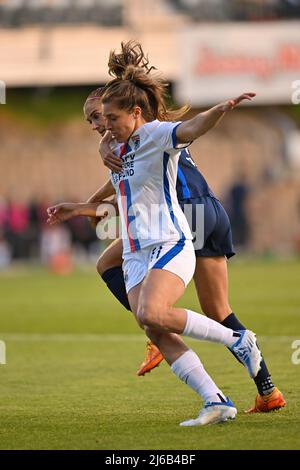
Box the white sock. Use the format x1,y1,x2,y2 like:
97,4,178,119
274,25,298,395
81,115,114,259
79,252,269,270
183,309,239,346
171,349,226,403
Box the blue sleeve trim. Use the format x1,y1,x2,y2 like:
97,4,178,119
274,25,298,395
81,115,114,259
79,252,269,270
171,123,182,149
171,123,192,149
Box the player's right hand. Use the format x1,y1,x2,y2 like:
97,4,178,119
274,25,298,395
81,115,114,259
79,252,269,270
99,131,123,173
219,92,256,112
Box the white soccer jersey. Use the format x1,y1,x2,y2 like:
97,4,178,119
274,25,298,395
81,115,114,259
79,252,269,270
110,120,193,255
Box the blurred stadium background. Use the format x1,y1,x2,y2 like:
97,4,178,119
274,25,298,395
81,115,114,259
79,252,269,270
1,0,300,450
0,0,300,269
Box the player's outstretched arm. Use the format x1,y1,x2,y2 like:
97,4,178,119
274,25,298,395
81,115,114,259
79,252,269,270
46,202,109,225
176,93,256,143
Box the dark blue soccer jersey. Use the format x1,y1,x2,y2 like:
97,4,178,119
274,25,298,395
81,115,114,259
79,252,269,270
176,148,215,201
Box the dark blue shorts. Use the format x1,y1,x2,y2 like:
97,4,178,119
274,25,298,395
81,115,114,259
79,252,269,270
179,196,235,259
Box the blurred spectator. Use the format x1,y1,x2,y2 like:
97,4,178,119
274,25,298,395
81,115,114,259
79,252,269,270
67,215,98,254
0,196,100,270
0,198,11,268
0,229,11,269
0,197,8,231
6,200,30,259
228,173,250,248
27,199,41,258
40,224,73,274
169,0,300,21
0,0,122,27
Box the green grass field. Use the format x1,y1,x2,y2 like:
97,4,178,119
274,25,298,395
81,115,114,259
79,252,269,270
0,258,299,450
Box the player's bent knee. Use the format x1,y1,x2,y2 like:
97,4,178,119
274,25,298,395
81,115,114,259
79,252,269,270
96,253,121,276
96,256,104,275
137,303,167,329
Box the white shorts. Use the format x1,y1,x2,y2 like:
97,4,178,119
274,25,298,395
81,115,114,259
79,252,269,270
122,239,196,294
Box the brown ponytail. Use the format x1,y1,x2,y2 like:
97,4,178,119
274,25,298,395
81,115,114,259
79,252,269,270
102,41,189,122
108,40,155,79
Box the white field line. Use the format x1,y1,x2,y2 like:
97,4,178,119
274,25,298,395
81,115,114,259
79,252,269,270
0,333,299,343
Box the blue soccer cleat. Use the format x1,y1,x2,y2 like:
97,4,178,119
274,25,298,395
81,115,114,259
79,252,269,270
180,398,237,426
229,330,262,379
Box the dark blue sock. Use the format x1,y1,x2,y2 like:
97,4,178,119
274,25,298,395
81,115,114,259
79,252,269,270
221,312,246,331
101,266,131,311
221,313,274,395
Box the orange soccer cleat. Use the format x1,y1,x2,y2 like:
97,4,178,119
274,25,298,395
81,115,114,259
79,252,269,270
137,341,164,376
245,387,286,413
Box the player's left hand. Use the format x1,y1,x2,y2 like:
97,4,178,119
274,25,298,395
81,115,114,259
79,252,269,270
220,92,256,112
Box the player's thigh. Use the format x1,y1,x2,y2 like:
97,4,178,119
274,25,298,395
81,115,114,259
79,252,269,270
138,240,195,317
139,269,186,314
96,238,123,274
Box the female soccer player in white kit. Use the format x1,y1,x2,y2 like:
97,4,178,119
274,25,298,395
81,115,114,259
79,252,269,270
48,44,263,426
84,45,285,412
